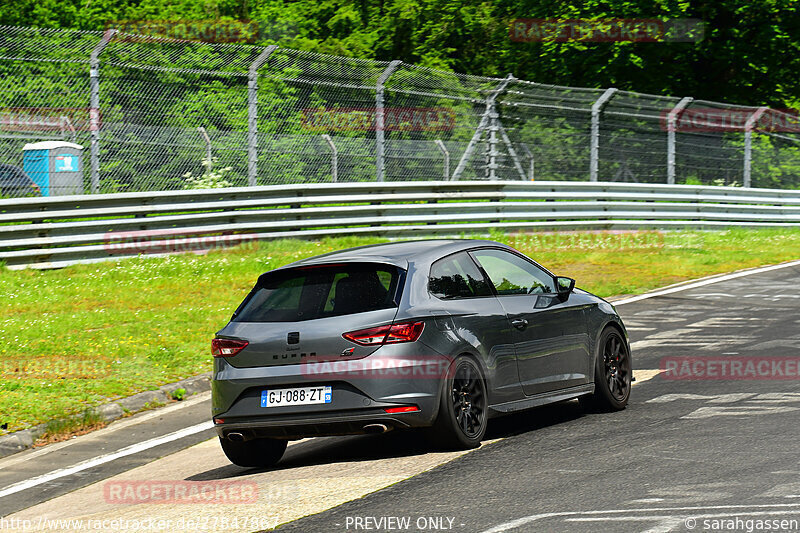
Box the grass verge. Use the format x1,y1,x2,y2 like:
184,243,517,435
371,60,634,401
1,229,799,433
34,409,107,446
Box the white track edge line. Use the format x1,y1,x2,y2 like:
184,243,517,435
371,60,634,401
613,260,800,306
0,421,213,499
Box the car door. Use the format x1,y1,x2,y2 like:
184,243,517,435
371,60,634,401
427,251,523,404
469,248,589,397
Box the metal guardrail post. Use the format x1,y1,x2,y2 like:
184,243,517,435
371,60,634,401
321,134,338,182
666,97,693,184
744,107,768,188
589,88,617,182
375,60,402,182
434,140,449,179
452,74,515,180
89,29,116,194
247,45,278,187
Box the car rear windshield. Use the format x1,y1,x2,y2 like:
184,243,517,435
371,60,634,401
232,263,403,322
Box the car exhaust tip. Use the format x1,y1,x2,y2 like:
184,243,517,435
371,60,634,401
227,432,246,442
362,423,390,434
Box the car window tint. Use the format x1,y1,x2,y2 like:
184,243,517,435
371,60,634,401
470,249,554,295
376,270,393,290
429,252,492,299
234,263,402,322
323,272,349,312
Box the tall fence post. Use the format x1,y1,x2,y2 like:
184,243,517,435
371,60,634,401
197,127,212,163
744,106,768,188
321,134,338,182
376,60,402,182
589,88,617,182
487,98,499,180
247,45,278,187
497,121,527,180
667,97,693,184
520,143,534,180
487,76,519,180
452,74,515,180
89,29,116,194
434,140,449,179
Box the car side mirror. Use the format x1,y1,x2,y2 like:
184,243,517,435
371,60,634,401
556,276,575,296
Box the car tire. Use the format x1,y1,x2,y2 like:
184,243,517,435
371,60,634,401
219,436,287,467
429,356,488,450
580,327,632,412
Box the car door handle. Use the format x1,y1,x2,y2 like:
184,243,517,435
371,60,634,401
511,318,529,330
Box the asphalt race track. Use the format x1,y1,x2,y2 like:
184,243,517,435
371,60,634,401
2,262,800,533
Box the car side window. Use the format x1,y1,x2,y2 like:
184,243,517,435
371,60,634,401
470,249,555,295
429,252,492,299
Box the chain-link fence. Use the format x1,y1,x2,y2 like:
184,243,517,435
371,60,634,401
1,25,799,196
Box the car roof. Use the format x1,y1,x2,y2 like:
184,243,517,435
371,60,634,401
276,239,511,271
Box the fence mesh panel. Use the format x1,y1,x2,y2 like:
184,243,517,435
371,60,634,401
0,25,799,197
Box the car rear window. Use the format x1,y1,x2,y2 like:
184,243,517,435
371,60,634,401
233,263,403,322
429,252,492,299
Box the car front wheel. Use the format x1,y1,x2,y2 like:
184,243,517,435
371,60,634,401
581,327,632,411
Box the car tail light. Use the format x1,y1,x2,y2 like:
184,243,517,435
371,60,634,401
343,321,425,346
211,338,249,357
384,405,420,414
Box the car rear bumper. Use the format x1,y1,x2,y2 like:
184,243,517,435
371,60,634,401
214,410,429,440
212,343,448,439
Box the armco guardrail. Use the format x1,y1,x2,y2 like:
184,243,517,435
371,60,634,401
2,181,800,269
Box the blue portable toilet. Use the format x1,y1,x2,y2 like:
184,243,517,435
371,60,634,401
22,141,84,196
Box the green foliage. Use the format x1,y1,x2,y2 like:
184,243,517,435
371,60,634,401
1,0,799,107
183,158,234,189
39,409,105,442
2,2,799,188
751,133,800,189
171,388,187,401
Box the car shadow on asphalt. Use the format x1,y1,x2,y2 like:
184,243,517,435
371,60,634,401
186,399,587,481
484,398,586,440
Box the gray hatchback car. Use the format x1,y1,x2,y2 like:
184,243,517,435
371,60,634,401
212,239,632,467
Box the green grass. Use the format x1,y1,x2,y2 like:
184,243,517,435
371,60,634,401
35,408,107,445
1,229,799,434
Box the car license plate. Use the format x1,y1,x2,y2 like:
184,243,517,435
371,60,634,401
260,386,332,407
